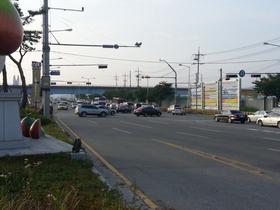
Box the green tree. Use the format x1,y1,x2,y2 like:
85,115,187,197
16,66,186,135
133,88,147,102
7,3,42,109
253,74,280,103
147,82,174,106
103,90,119,100
88,94,103,100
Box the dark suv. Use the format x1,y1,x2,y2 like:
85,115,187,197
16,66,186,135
116,105,132,113
74,104,108,117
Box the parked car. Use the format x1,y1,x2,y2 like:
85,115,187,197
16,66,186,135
74,104,108,117
214,110,247,123
247,110,271,122
134,106,162,117
116,105,132,113
58,103,68,110
172,107,186,115
167,104,181,113
256,112,280,128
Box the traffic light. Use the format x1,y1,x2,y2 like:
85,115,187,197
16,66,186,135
251,74,261,78
98,65,107,69
225,74,238,80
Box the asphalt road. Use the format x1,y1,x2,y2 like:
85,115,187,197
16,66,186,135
55,107,280,210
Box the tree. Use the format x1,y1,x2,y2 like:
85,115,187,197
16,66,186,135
253,74,280,103
147,83,174,106
133,88,147,102
103,90,116,100
7,3,42,109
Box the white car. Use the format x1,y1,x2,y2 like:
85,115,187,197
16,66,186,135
247,110,271,122
256,112,280,128
172,107,186,115
152,105,160,110
167,104,181,113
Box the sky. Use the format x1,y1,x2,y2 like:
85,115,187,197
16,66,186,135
3,0,280,90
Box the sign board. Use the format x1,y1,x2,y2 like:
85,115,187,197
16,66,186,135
239,70,245,77
51,82,56,85
32,61,41,100
67,82,72,84
32,61,41,69
50,71,60,76
41,76,50,90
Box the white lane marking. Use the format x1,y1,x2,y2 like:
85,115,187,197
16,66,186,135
247,128,259,131
112,128,132,134
190,127,221,133
89,120,97,124
148,120,168,125
262,130,274,133
268,148,280,152
177,132,208,139
263,137,280,141
120,121,151,128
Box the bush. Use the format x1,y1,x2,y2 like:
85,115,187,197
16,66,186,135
19,109,52,125
241,107,258,112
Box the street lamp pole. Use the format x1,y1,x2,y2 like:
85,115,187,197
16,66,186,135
179,64,191,108
159,59,177,104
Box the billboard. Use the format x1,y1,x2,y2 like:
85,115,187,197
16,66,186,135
204,82,218,110
222,79,240,110
190,79,240,110
190,84,202,109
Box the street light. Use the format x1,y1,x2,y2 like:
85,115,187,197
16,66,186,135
159,59,177,104
179,64,191,108
49,29,72,44
263,42,280,47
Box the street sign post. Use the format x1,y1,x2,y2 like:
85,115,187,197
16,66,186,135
239,70,245,77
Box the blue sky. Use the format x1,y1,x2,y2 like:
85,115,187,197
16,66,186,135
3,0,280,89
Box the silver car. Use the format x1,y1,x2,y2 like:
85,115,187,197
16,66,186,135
75,104,108,117
256,112,280,128
172,107,186,115
247,110,271,122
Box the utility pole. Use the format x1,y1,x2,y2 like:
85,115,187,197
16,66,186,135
123,72,128,88
219,68,223,111
129,70,132,89
193,47,205,109
114,74,119,90
42,0,50,118
135,68,141,89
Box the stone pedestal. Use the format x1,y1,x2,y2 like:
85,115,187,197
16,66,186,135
0,93,30,149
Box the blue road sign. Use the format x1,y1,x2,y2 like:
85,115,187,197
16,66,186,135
239,70,245,77
50,71,60,76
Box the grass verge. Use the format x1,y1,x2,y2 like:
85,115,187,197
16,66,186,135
0,109,141,210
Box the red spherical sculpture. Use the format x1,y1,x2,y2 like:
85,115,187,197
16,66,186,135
0,0,23,55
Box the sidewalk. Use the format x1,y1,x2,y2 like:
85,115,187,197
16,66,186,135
0,135,73,157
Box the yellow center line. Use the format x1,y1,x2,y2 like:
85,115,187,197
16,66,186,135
152,138,280,182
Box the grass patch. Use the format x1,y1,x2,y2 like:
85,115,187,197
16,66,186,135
0,109,142,209
0,153,138,209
